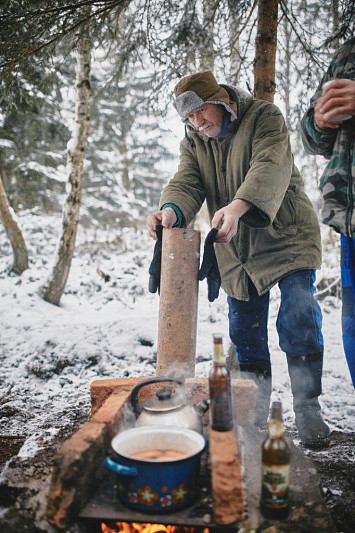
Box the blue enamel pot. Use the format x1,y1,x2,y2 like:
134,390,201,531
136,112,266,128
105,425,206,513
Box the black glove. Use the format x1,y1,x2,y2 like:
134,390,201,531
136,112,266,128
148,224,163,294
198,227,221,302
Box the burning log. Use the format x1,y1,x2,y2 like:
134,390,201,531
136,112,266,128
101,523,209,533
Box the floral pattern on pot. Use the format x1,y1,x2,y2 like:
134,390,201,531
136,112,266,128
138,486,159,506
128,492,138,504
172,483,189,504
160,494,172,507
122,483,190,509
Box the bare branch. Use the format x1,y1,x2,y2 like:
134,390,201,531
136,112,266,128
279,0,323,68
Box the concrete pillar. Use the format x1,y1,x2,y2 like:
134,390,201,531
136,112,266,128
156,227,200,378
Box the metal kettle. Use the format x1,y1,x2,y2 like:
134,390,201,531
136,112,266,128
129,377,209,434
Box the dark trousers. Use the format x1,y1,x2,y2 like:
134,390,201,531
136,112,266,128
340,233,355,387
227,269,324,368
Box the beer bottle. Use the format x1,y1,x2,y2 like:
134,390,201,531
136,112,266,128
260,400,290,519
209,333,234,431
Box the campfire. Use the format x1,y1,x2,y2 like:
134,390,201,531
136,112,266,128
45,376,339,533
101,522,209,533
44,229,337,533
45,376,254,530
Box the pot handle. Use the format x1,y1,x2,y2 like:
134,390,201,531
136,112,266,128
130,376,185,416
104,457,138,477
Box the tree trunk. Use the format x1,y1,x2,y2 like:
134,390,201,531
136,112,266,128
40,32,91,305
120,135,131,191
283,14,291,127
228,5,241,85
184,0,198,71
332,0,339,49
254,0,278,102
0,170,28,274
200,0,217,72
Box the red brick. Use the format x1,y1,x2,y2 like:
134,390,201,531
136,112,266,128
46,421,108,529
90,377,146,415
186,377,257,426
209,428,245,524
91,389,130,441
232,378,257,426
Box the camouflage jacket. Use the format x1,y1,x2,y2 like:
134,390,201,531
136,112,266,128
301,38,355,238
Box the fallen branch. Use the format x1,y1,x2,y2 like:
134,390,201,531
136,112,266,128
315,277,341,298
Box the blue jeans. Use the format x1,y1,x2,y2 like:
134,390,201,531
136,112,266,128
228,270,323,370
340,233,355,387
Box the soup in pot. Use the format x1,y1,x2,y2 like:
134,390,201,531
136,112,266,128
129,448,188,461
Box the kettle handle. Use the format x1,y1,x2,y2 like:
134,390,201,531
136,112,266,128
130,377,184,416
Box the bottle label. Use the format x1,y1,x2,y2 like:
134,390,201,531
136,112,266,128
261,464,290,505
268,419,284,439
213,344,226,365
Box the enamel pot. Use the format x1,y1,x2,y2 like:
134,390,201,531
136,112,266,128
104,426,206,513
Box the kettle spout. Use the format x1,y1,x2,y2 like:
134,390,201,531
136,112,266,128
194,399,210,416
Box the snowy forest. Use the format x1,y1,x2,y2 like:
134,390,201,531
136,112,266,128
0,1,354,533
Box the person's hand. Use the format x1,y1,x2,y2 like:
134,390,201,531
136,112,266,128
211,199,252,243
314,79,355,130
146,207,177,240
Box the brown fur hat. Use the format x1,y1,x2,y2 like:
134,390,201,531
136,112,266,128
173,71,238,122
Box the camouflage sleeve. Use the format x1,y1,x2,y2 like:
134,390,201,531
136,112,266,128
300,56,339,159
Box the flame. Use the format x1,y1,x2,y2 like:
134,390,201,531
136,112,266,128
101,522,209,533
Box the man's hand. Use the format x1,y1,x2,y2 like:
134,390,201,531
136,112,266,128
147,207,177,240
211,199,252,243
314,79,355,130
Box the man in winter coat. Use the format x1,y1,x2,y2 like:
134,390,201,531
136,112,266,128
147,70,330,448
301,38,355,388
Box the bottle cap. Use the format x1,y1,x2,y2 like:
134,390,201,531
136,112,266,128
213,333,223,344
270,401,283,419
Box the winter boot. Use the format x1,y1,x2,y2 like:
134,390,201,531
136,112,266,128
287,353,330,448
239,361,272,429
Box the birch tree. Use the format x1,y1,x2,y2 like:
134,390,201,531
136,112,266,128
40,31,92,305
254,0,278,102
228,1,241,84
200,0,217,72
0,171,28,274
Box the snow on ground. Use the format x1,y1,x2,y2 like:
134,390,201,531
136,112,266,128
0,212,353,462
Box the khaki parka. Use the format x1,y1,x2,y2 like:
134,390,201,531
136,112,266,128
160,85,322,301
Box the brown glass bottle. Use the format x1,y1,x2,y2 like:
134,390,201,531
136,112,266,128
260,401,290,519
208,334,234,431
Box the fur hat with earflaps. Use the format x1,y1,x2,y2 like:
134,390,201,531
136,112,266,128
173,71,238,123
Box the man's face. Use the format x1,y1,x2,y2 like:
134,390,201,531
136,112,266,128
186,103,224,138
